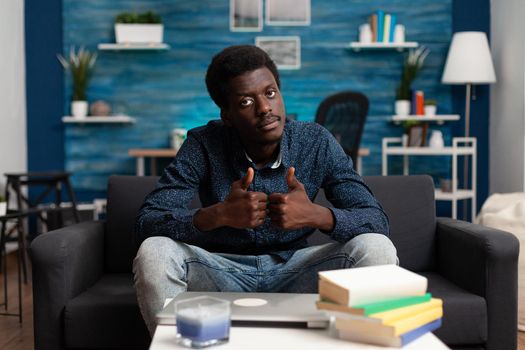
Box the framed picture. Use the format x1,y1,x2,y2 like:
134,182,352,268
255,36,301,70
407,124,428,147
266,0,311,26
230,0,263,32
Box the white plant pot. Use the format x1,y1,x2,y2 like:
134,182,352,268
424,105,437,116
115,24,164,44
71,100,88,118
395,100,411,116
0,202,6,216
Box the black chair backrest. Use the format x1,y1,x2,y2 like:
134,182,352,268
315,91,369,168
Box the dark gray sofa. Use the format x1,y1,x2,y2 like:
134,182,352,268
30,175,519,350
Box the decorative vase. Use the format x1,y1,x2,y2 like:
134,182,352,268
424,105,437,116
71,100,88,118
428,130,445,148
0,202,6,216
395,100,411,116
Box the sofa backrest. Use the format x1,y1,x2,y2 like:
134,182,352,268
105,175,436,273
364,175,436,271
105,175,159,272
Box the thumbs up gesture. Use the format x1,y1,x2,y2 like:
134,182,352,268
223,168,268,229
268,167,315,230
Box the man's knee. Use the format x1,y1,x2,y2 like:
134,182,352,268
133,237,188,277
343,233,398,267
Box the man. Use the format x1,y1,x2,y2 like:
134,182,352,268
134,45,397,334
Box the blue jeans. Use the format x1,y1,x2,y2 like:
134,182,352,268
133,233,397,334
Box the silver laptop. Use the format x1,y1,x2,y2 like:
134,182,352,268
156,292,329,329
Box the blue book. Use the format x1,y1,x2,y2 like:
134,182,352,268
389,14,397,42
400,318,443,346
376,10,384,42
411,89,417,115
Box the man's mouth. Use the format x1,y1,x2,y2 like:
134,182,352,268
257,115,281,131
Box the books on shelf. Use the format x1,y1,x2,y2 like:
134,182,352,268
316,265,442,347
318,264,427,306
369,11,399,43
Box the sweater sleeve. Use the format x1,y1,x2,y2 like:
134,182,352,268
134,132,209,244
320,129,390,242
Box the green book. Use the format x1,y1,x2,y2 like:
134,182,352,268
317,293,432,316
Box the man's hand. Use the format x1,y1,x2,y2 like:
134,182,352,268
221,168,268,229
268,167,334,231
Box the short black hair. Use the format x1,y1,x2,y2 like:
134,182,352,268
205,45,280,110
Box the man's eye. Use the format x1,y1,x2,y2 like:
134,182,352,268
240,99,253,107
267,90,276,98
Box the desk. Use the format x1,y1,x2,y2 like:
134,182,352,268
150,323,449,350
129,148,370,176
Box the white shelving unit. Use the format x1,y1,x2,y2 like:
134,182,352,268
391,115,460,125
97,43,170,50
382,137,477,220
349,42,418,52
62,116,136,124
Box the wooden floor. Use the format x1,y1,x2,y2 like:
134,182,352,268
0,251,524,350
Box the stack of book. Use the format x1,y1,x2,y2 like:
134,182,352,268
369,11,397,43
317,265,443,347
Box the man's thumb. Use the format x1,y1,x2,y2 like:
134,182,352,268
286,167,299,190
240,167,254,190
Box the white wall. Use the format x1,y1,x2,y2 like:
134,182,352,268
0,1,27,194
490,0,525,193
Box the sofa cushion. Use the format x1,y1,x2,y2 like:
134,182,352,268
422,272,487,346
365,175,437,272
106,175,159,272
64,273,150,349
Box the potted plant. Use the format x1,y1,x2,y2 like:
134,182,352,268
424,99,437,116
115,11,163,44
395,46,430,116
57,47,97,118
0,194,6,216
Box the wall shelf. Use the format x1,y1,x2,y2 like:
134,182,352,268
97,43,170,51
62,116,136,124
348,42,418,52
391,115,460,125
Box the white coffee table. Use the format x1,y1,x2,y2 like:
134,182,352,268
150,321,450,350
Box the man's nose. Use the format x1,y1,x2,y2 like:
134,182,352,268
256,96,272,116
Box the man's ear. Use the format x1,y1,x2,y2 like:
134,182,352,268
220,109,232,127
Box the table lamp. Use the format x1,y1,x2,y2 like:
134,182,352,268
441,31,496,219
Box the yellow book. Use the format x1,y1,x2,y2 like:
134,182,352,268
335,306,443,337
369,298,443,324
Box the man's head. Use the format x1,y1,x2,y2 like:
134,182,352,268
206,45,280,110
206,45,286,150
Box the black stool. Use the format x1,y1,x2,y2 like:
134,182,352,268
1,172,80,283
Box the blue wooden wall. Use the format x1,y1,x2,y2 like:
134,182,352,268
62,0,454,198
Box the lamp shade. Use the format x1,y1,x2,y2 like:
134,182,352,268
442,31,496,84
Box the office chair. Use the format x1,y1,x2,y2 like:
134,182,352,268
315,91,369,168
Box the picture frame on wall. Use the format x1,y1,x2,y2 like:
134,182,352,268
230,0,263,32
255,36,301,70
266,0,311,26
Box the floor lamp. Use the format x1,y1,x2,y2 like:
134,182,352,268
441,32,496,220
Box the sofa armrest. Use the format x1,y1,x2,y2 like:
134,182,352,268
436,217,519,350
30,220,105,350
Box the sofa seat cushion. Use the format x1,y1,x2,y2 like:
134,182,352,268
422,272,487,346
65,273,150,349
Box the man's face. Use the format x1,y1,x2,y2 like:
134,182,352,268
221,67,286,147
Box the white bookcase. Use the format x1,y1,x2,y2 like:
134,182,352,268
382,137,477,220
